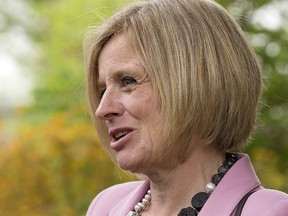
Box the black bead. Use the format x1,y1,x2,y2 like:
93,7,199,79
178,207,197,216
218,165,229,174
226,153,236,159
191,192,209,211
211,173,223,185
223,157,236,168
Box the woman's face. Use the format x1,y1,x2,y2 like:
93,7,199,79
96,34,164,173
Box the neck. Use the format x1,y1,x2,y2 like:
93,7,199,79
142,146,225,216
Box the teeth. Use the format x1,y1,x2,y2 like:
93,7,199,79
115,131,129,139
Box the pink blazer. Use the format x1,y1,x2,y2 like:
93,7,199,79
86,154,288,215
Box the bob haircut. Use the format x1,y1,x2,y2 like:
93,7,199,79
84,0,262,162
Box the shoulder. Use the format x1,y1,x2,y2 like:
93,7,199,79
86,181,143,216
243,188,288,215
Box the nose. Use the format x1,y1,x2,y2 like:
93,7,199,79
95,87,124,120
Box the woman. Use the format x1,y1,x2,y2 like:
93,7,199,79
84,0,288,215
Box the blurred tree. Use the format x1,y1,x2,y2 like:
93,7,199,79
0,0,287,215
0,110,133,215
0,0,135,215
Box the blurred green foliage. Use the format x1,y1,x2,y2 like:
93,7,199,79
0,0,287,215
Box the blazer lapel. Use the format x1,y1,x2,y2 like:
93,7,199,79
109,180,150,216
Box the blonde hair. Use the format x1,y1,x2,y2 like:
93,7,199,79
84,0,262,162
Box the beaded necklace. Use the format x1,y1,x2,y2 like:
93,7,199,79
127,153,237,216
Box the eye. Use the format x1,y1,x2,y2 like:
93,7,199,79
120,76,137,86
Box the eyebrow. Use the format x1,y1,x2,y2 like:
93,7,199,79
97,66,145,85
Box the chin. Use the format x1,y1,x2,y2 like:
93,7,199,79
117,155,137,171
116,154,145,173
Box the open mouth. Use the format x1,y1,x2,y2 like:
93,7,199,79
114,130,130,141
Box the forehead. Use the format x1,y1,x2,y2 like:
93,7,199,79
97,34,145,82
99,34,134,63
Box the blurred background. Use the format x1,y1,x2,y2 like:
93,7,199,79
0,0,287,215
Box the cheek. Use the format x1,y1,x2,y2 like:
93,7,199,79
125,95,159,119
124,86,161,127
135,103,160,125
